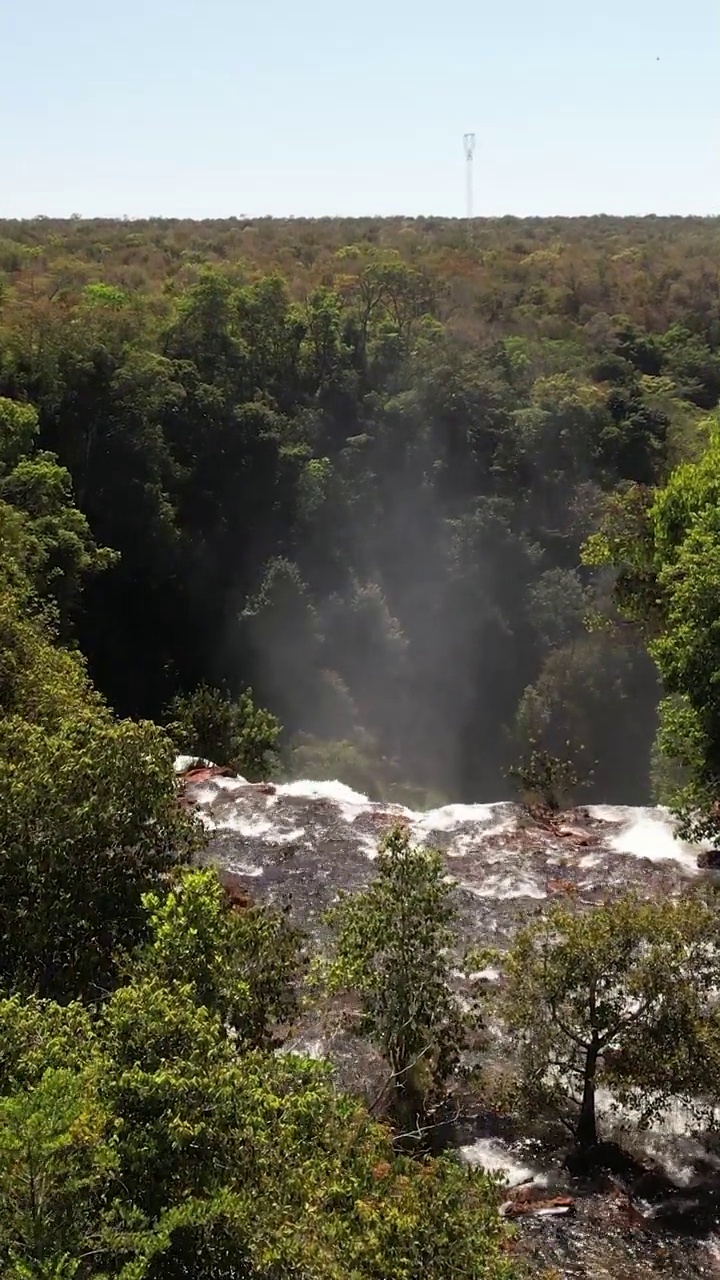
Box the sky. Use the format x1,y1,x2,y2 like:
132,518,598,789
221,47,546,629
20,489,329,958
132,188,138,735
1,0,719,219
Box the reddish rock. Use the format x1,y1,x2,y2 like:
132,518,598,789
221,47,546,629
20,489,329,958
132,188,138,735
501,1193,575,1219
180,764,238,785
547,879,578,896
218,870,253,912
557,826,600,846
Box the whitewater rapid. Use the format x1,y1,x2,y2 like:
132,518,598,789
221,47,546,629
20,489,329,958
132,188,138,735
176,763,703,946
176,761,720,1277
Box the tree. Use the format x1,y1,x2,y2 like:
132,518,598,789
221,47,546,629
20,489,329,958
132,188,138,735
507,742,582,813
0,996,96,1094
0,398,38,472
0,452,115,631
0,1068,112,1280
499,895,720,1148
0,714,200,1000
0,981,518,1279
322,826,472,1122
584,427,720,839
0,586,102,731
513,634,657,803
241,558,325,737
0,398,113,631
166,683,280,780
134,868,302,1048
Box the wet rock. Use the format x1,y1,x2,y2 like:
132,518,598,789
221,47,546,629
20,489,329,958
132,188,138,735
564,1141,645,1179
547,879,579,896
697,850,720,870
501,1193,575,1219
180,764,239,785
557,826,600,846
506,1182,552,1205
217,869,253,911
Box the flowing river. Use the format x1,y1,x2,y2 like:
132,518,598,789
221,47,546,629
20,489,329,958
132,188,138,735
177,760,720,1278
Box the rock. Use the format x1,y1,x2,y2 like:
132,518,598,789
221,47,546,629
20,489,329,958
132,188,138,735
501,1194,575,1219
547,879,578,896
180,764,239,785
218,870,253,911
253,782,276,795
697,849,720,869
506,1182,551,1204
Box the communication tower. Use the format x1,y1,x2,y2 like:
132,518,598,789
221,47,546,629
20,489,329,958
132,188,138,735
463,132,476,219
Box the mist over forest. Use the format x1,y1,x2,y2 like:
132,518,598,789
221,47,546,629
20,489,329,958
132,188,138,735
2,214,717,801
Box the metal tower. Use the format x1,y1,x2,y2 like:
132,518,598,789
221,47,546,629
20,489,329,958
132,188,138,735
463,132,476,219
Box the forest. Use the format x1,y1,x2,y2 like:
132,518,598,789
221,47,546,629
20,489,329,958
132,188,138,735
2,214,720,1278
1,214,719,800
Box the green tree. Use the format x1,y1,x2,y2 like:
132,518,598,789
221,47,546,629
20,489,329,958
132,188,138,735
134,869,301,1048
584,426,720,839
0,715,200,1000
0,398,113,631
241,558,324,736
94,979,516,1279
507,741,582,813
499,895,720,1148
166,683,280,780
0,398,39,472
0,997,96,1094
0,587,102,730
0,1068,112,1280
0,452,115,630
321,826,471,1122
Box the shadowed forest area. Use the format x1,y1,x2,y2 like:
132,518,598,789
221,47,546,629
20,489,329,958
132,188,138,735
2,214,719,801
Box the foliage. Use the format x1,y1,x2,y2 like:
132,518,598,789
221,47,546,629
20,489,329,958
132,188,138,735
0,713,201,1000
0,1067,112,1279
507,743,584,812
0,981,518,1280
0,586,103,730
0,398,114,631
166,683,280,780
0,997,96,1093
321,826,473,1120
133,868,302,1048
3,215,716,798
498,895,720,1147
585,425,720,839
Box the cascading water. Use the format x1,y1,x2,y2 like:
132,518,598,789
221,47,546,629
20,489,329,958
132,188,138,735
177,760,720,1278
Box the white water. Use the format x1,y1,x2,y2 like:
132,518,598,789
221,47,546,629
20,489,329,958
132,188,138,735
414,801,507,833
610,813,699,874
177,760,703,885
273,778,375,808
471,872,547,900
460,1137,547,1187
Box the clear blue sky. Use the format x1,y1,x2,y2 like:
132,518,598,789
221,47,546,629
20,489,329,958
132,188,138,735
2,0,718,218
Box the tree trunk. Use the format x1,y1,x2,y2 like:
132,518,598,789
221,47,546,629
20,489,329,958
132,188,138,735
576,1039,599,1148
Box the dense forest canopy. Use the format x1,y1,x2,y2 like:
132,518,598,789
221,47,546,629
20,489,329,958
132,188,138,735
1,214,719,801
